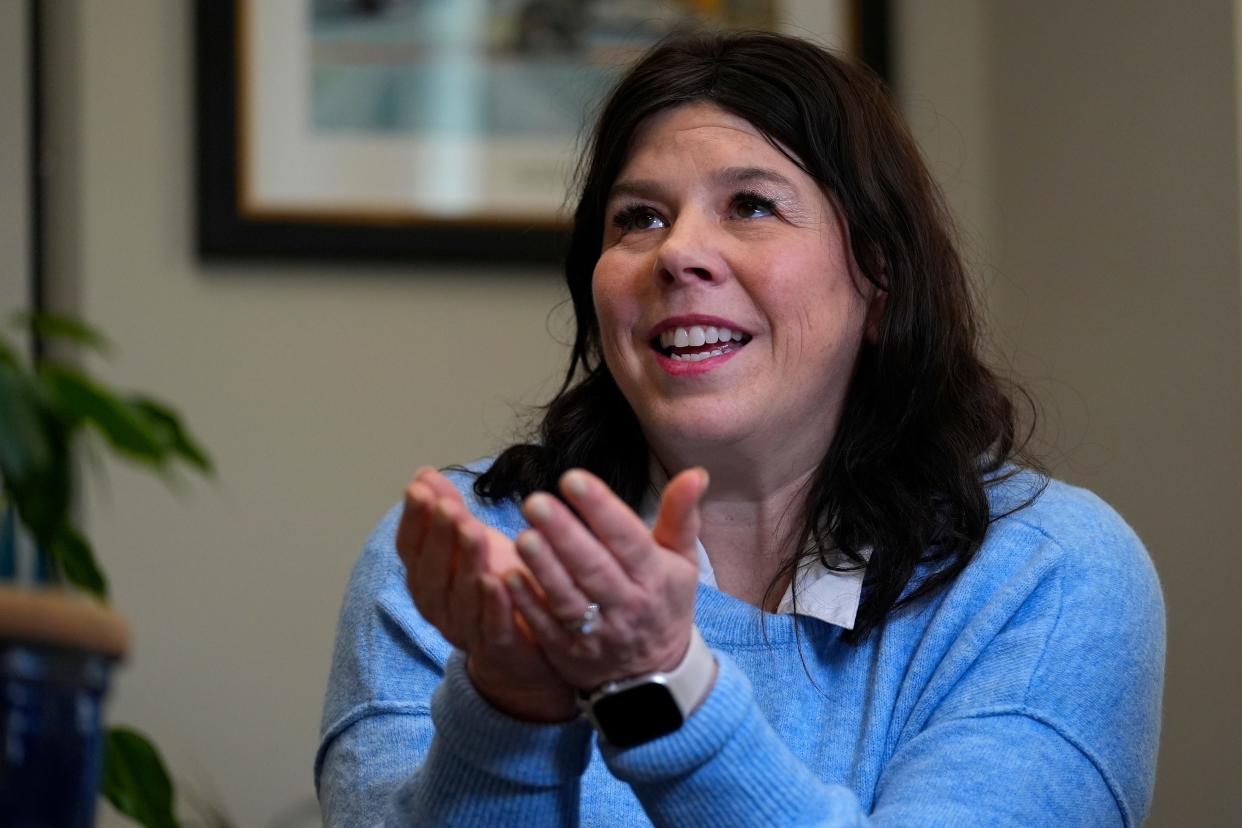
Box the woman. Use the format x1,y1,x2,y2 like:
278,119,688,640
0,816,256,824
317,31,1164,826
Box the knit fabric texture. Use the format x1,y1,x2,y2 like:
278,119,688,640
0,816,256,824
316,461,1164,827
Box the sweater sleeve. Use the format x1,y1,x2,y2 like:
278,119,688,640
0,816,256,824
315,504,594,827
601,651,871,827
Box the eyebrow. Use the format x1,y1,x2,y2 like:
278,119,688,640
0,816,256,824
607,166,799,203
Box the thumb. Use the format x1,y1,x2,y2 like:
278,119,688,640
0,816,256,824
652,467,710,562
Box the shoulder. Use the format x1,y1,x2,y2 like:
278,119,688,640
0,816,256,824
978,469,1162,614
917,468,1163,653
964,469,1165,664
987,469,1143,557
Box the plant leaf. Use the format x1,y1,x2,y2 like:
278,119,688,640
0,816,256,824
0,361,53,487
0,361,73,549
48,523,108,599
102,726,179,828
11,311,112,354
41,365,166,463
0,328,21,367
129,396,214,474
5,434,71,550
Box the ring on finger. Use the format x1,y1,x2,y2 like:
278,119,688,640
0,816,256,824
562,602,601,635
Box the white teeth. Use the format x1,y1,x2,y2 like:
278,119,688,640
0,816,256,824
670,346,731,362
659,324,749,353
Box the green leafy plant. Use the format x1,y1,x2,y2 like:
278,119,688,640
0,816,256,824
0,312,212,828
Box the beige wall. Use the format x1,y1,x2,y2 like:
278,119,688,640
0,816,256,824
1,0,30,320
987,4,1242,826
898,1,1242,825
40,0,1241,825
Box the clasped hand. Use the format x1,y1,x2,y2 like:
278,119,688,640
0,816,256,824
395,466,708,722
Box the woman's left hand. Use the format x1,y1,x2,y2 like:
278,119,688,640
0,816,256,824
504,467,709,691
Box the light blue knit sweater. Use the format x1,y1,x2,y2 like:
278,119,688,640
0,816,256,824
316,463,1164,826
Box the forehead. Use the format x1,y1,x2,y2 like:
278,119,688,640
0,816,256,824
620,102,794,174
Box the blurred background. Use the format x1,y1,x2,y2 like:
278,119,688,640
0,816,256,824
2,1,1239,825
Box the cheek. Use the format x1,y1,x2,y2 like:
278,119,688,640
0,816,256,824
591,279,621,341
591,285,632,380
592,260,643,340
768,265,868,361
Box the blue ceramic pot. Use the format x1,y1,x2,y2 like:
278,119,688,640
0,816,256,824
0,584,128,828
0,640,115,827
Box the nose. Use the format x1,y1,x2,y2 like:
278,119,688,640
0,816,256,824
653,211,728,287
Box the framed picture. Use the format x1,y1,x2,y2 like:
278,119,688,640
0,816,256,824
195,0,889,264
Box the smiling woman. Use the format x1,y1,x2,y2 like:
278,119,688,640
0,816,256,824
592,102,881,492
317,31,1164,827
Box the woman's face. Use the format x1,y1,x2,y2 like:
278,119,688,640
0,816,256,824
592,102,882,467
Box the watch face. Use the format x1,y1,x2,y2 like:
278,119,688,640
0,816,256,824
593,684,685,748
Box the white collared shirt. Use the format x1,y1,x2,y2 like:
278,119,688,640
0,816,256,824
639,495,866,630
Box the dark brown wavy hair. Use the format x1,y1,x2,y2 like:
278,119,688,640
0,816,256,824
473,30,1042,642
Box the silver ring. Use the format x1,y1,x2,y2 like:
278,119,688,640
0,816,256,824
563,602,601,635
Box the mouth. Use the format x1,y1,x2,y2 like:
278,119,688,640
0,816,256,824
648,320,753,363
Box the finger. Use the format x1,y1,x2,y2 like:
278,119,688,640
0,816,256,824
413,497,460,624
395,480,435,567
522,491,635,599
504,571,573,651
480,573,516,647
558,469,657,576
516,529,595,624
415,466,467,506
653,467,709,563
446,519,486,643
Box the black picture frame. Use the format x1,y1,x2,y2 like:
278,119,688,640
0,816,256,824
194,1,890,266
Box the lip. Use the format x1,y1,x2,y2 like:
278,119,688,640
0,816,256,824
645,314,752,340
652,346,742,376
645,314,752,377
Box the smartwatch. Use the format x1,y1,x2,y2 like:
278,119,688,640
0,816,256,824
577,626,716,748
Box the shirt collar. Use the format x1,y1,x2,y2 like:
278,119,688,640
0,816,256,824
639,491,865,630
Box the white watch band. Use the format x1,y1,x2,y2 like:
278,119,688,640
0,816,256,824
660,625,715,715
579,625,716,718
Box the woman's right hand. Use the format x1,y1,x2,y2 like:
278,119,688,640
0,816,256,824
395,468,577,722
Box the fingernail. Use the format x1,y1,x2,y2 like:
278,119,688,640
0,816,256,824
504,572,524,591
516,531,540,557
698,468,710,489
456,524,474,549
525,494,553,523
562,470,589,498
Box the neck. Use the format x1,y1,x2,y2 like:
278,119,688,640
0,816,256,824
647,443,824,610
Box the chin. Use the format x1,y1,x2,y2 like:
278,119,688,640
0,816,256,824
638,406,753,453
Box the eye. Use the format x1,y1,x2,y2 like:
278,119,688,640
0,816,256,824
731,191,777,220
611,204,667,233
